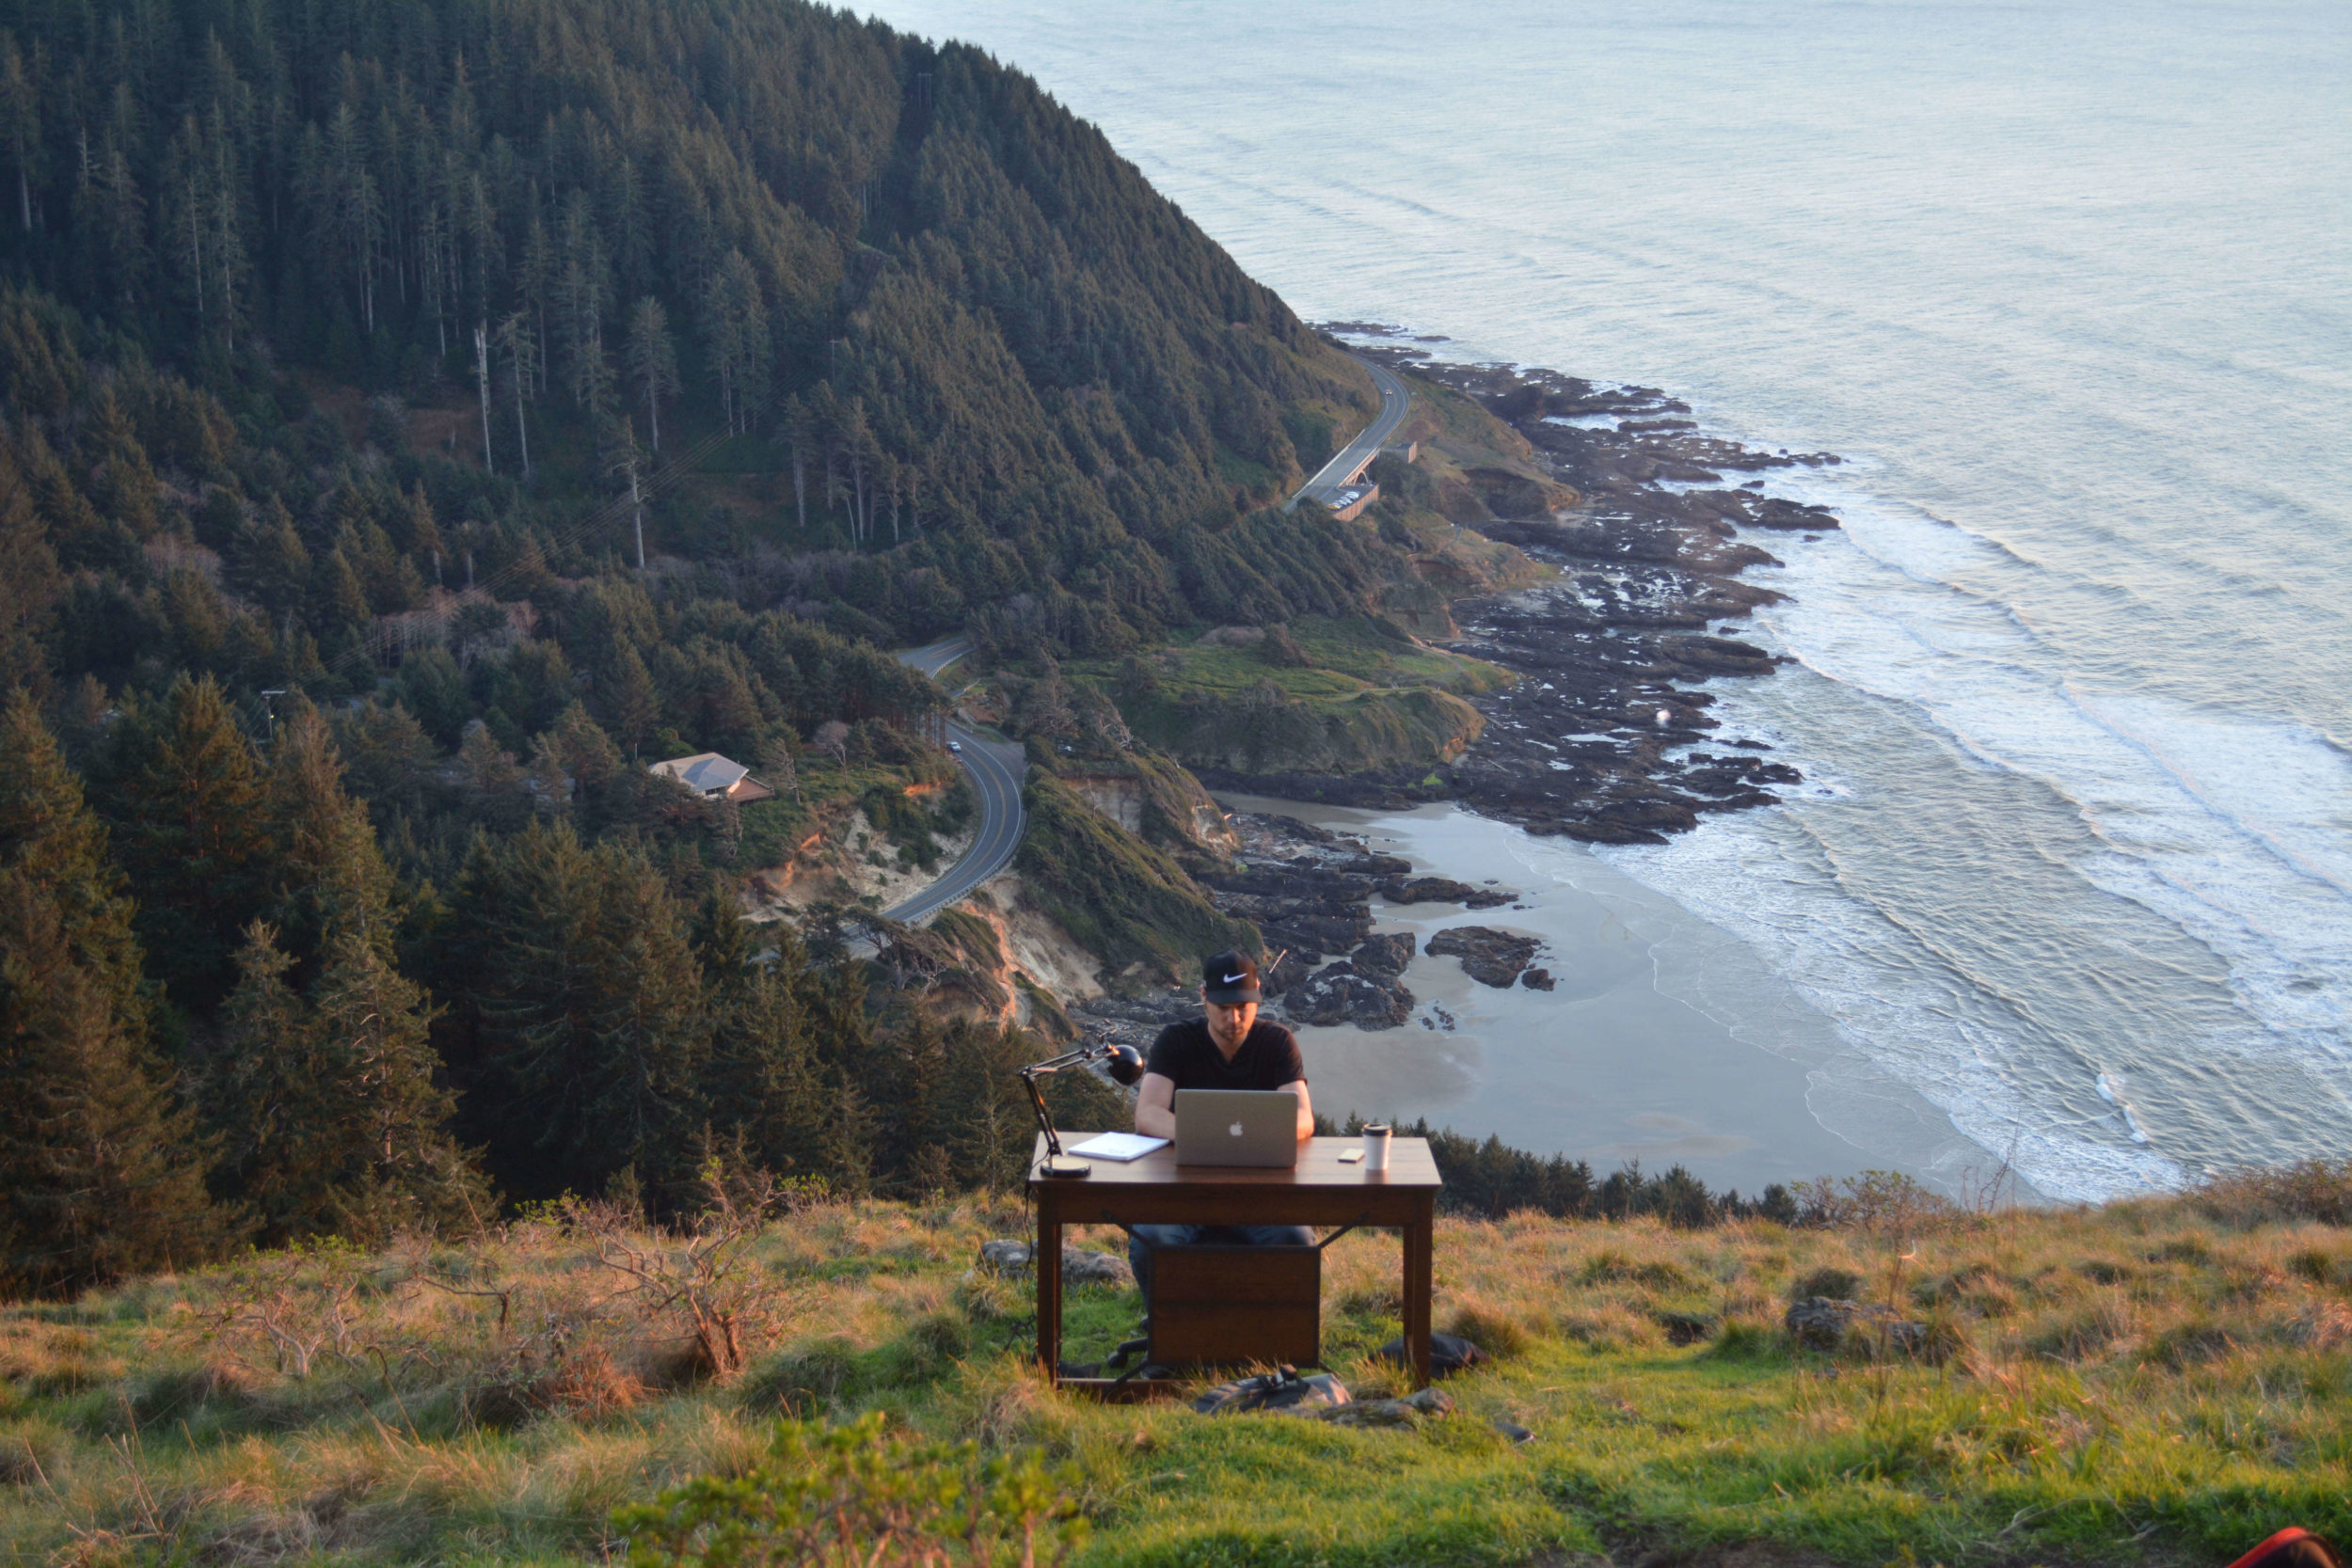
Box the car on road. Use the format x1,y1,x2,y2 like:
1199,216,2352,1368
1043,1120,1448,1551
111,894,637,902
947,740,962,753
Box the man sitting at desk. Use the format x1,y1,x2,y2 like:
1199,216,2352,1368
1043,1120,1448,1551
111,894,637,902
1126,949,1315,1309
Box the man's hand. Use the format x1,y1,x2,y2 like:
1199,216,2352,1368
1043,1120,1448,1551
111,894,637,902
1136,1075,1312,1141
1283,1079,1313,1141
1136,1072,1177,1139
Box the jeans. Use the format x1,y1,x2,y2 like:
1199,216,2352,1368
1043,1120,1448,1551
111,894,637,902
1126,1223,1317,1323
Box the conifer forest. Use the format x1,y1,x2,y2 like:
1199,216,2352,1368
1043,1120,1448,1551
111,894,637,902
0,0,1457,1298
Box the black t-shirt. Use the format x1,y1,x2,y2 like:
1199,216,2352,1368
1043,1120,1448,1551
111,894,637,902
1145,1018,1306,1092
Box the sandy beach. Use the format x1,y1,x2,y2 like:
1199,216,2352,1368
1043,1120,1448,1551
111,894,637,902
1218,793,2005,1199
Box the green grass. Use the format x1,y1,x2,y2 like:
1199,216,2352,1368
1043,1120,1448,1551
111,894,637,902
1089,616,1511,705
5,1191,2349,1566
734,755,963,870
1070,616,1513,775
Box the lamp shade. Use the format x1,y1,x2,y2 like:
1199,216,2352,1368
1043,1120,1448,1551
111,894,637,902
1104,1044,1145,1085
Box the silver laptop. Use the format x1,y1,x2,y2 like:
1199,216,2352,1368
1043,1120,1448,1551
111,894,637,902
1173,1088,1301,1168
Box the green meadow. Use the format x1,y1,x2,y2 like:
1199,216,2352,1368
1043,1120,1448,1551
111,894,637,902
5,1166,2348,1566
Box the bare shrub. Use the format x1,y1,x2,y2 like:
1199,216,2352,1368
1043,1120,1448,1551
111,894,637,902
1788,1170,1958,1236
2196,1158,2352,1228
204,1253,371,1381
574,1161,803,1385
459,1304,644,1428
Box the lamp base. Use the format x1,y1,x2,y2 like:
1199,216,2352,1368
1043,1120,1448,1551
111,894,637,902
1041,1156,1092,1179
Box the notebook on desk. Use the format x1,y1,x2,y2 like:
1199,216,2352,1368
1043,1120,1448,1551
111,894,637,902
1172,1088,1301,1168
1065,1132,1168,1163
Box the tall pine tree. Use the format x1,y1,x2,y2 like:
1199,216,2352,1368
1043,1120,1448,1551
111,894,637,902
100,673,269,1011
441,822,708,1201
261,699,399,973
0,691,224,1295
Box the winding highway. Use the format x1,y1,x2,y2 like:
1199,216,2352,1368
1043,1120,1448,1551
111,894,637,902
884,635,1028,925
1287,352,1412,513
884,351,1407,924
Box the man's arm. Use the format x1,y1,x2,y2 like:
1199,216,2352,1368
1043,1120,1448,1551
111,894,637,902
1135,1072,1177,1139
1282,1079,1313,1141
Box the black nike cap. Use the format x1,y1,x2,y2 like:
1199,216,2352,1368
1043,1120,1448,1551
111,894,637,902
1201,949,1262,1005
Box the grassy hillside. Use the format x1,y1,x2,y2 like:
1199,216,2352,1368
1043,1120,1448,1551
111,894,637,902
1012,770,1260,986
3,1167,2346,1566
1076,615,1511,775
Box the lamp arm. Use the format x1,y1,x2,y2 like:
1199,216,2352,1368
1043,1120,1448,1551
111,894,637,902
1019,1066,1065,1161
1020,1043,1144,1170
1024,1046,1105,1076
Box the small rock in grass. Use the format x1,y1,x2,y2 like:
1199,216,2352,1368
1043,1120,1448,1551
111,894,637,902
1784,1296,1925,1354
975,1240,1133,1288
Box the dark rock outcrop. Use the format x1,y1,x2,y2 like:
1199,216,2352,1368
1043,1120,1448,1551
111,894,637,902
1286,961,1415,1029
1784,1296,1926,1355
1383,876,1515,910
1425,927,1542,989
1352,932,1417,977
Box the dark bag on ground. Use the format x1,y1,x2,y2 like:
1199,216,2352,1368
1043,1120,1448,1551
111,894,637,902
1375,1333,1485,1378
2226,1531,2343,1568
1192,1367,1350,1416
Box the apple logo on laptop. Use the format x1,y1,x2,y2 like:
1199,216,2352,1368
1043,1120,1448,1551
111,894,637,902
1229,1121,1245,1137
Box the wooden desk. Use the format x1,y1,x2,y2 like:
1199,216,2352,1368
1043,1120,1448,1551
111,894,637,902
1027,1133,1442,1390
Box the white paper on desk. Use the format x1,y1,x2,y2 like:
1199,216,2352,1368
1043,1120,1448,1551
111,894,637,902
1066,1132,1168,1163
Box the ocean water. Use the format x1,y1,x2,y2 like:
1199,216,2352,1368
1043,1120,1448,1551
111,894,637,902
865,0,2352,1202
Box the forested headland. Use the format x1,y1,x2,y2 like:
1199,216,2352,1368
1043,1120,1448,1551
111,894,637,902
0,0,1479,1300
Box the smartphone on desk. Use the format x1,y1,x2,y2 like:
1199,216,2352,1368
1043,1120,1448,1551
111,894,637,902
1337,1148,1364,1164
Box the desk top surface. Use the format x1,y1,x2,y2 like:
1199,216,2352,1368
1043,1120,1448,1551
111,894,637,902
1028,1132,1440,1191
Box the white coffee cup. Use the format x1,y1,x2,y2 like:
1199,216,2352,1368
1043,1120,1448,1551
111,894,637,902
1362,1123,1392,1172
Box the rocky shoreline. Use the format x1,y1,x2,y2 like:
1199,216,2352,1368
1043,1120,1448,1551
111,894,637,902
1072,810,1551,1050
1199,338,1846,846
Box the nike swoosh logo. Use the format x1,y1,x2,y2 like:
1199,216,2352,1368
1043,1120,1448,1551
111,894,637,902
1222,973,1248,985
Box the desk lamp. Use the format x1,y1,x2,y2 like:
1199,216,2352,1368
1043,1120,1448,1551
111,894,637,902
1021,1043,1146,1178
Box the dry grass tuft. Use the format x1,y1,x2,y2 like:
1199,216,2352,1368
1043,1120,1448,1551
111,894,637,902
2027,1293,2135,1361
736,1338,858,1421
1788,1265,1861,1302
1445,1298,1535,1359
1575,1248,1698,1292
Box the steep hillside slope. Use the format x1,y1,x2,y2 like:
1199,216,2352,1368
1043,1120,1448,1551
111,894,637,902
0,0,1394,657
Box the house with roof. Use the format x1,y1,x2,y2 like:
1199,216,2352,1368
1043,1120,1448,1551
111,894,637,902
646,752,775,803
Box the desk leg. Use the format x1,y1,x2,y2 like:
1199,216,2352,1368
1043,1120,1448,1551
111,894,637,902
1034,1187,1063,1384
1403,1194,1434,1389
